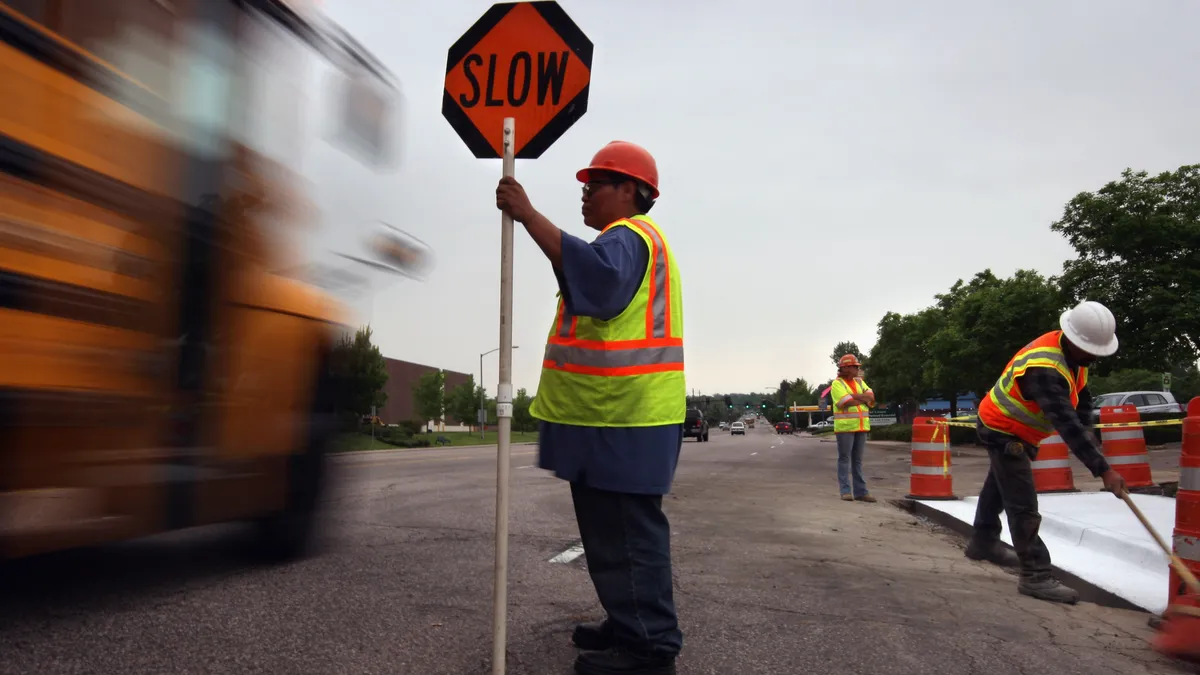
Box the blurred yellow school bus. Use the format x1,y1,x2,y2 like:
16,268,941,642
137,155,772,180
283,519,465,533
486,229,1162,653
0,0,404,561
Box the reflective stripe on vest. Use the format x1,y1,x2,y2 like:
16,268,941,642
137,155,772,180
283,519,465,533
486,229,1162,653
542,217,683,377
529,215,686,428
831,377,871,433
978,330,1087,446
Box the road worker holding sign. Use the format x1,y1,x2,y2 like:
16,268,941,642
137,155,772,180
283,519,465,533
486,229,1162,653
971,300,1128,604
496,141,685,675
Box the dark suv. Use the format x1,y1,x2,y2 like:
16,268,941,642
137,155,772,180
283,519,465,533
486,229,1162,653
775,421,793,434
684,408,710,442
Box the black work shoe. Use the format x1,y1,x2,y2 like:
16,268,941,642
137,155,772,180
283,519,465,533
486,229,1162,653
1018,576,1079,605
572,620,614,651
964,539,1020,568
574,648,677,675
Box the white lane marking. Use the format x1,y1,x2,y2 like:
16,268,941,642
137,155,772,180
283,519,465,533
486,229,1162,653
550,543,585,564
518,465,535,469
751,452,758,456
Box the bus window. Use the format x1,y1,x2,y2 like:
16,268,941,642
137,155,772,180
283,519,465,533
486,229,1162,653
6,0,49,25
59,0,178,97
335,70,392,169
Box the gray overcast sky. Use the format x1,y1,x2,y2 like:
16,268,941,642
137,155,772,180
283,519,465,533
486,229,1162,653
305,0,1200,397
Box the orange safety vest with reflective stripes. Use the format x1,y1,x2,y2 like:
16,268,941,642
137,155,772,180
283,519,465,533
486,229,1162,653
831,377,872,433
529,215,686,427
977,330,1088,446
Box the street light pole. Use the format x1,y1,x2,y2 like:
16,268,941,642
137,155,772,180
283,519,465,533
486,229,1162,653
480,345,518,439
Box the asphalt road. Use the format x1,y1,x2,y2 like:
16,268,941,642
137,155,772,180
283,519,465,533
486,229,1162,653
1,423,1195,675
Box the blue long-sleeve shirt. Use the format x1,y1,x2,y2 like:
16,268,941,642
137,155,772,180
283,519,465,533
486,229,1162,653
536,224,684,496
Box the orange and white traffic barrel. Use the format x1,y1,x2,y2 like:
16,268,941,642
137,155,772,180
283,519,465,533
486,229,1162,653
1100,405,1155,488
1032,434,1078,493
905,417,957,500
1170,398,1200,602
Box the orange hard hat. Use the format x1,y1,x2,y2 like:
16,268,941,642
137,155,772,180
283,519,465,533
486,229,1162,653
838,354,863,368
576,141,660,199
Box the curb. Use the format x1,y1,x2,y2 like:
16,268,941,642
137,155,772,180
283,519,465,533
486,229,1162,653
891,498,1147,614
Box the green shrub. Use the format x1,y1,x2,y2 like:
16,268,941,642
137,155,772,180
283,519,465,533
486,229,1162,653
379,427,412,445
1106,410,1183,446
398,420,424,436
868,424,912,442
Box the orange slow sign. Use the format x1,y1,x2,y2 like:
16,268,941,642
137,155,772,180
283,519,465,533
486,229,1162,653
442,1,593,159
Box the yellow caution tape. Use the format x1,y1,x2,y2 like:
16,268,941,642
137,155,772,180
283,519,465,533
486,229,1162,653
926,418,1183,430
932,421,978,429
928,422,951,476
1094,418,1183,429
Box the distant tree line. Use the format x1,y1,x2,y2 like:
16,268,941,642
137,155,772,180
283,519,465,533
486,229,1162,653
774,165,1200,422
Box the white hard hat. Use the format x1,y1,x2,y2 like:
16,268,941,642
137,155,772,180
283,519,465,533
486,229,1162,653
1059,300,1118,357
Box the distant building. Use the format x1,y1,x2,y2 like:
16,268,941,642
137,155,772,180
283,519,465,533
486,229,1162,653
377,357,472,424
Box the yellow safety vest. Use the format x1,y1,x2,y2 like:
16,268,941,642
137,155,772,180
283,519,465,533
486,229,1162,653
978,330,1088,446
529,215,685,427
831,377,872,433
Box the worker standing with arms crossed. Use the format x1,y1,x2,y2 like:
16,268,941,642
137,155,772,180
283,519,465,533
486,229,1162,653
496,141,684,675
831,354,877,502
970,300,1128,604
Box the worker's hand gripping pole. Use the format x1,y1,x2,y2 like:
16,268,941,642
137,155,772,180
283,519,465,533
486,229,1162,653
491,117,516,675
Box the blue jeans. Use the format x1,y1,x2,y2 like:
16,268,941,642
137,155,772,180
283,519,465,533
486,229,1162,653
972,435,1052,578
836,431,869,496
571,481,682,658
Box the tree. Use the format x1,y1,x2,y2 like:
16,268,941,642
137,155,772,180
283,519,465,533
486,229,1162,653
329,325,388,420
1089,366,1200,404
830,341,863,366
445,375,478,426
786,378,817,406
411,369,445,428
513,388,534,432
1052,165,1200,372
929,269,1065,407
866,309,940,422
765,406,786,424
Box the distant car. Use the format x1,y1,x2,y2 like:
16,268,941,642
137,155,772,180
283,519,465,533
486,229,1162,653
730,421,746,436
775,421,793,434
1090,391,1183,422
684,408,710,442
808,420,832,432
718,422,727,430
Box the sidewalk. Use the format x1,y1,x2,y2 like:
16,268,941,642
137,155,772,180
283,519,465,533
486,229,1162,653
916,492,1174,614
867,438,1184,615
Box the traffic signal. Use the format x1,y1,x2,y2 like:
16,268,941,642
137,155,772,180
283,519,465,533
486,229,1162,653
725,395,733,408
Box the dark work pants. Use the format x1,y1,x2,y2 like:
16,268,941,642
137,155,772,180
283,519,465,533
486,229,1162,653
570,482,682,658
972,438,1053,578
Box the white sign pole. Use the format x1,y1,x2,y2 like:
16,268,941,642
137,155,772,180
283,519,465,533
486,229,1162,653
491,116,516,675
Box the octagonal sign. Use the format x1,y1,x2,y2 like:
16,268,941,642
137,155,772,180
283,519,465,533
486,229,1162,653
442,1,593,159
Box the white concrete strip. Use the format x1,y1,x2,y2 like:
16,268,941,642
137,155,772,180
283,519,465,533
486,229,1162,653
549,543,585,564
918,493,1172,613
